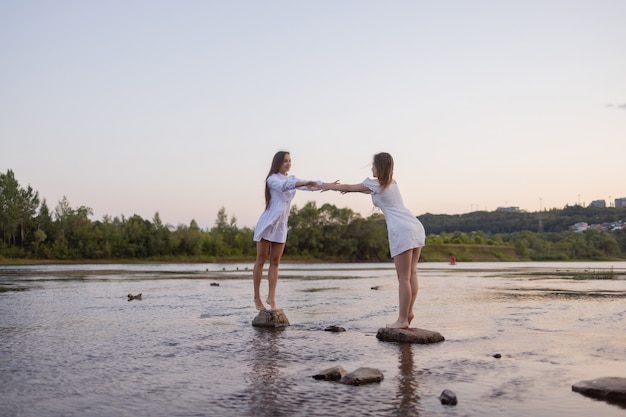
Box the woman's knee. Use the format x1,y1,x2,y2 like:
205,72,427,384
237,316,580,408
268,255,282,267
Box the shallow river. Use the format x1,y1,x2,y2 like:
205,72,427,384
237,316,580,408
1,261,625,417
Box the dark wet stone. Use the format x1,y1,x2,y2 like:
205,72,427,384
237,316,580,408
493,353,502,359
572,377,626,405
251,309,290,328
340,367,384,386
210,282,219,286
312,366,346,381
439,389,458,405
127,293,142,301
376,327,445,344
324,325,346,332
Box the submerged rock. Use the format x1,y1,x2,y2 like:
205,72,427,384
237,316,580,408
251,309,290,328
340,367,384,386
439,389,458,405
312,366,346,381
324,325,346,332
572,377,626,405
376,327,445,344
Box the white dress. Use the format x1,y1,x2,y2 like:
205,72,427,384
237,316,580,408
363,177,425,258
253,173,311,243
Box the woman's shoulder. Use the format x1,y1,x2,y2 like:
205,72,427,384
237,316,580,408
267,173,288,181
362,177,379,192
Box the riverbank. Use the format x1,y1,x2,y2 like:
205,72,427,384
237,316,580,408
1,244,624,265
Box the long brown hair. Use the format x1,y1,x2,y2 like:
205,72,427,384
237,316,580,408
264,151,290,209
373,152,394,190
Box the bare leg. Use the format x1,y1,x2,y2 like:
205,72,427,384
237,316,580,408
253,240,270,310
407,247,421,325
266,241,285,310
387,249,419,329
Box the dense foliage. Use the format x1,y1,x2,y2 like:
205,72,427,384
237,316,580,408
1,169,624,262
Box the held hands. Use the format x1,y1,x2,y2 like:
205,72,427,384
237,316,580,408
317,180,343,193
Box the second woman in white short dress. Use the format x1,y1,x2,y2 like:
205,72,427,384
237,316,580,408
317,152,425,329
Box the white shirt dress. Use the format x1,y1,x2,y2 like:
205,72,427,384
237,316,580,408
253,173,310,243
362,177,426,258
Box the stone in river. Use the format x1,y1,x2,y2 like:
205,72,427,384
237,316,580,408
376,327,445,344
312,366,346,381
251,309,290,328
340,367,384,386
439,389,458,406
572,377,626,405
324,325,346,332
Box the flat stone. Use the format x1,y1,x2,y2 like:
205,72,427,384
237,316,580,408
340,367,384,386
572,377,626,405
376,327,445,344
312,366,346,381
324,325,346,332
251,309,290,328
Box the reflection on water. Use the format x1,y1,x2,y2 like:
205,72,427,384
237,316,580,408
1,262,626,417
395,343,421,416
247,328,288,417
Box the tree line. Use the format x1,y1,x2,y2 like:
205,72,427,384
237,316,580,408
1,169,624,261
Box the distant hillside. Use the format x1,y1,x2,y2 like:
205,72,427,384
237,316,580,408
419,205,626,234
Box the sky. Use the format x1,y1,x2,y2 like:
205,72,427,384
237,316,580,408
1,0,625,230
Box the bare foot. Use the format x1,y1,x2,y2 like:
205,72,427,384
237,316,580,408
254,297,266,311
386,320,409,329
408,313,414,326
266,298,279,311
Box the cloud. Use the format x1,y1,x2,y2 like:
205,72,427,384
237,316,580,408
607,103,626,110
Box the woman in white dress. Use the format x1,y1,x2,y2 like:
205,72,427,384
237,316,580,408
253,151,318,311
317,152,426,329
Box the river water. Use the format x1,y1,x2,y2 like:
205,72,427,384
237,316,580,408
1,261,625,417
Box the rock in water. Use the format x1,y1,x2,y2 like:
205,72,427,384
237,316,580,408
572,377,626,405
312,366,346,381
439,389,458,405
252,309,290,328
340,367,384,386
324,325,346,332
376,327,445,344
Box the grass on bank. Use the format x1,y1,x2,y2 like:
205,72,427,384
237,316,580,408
1,244,624,265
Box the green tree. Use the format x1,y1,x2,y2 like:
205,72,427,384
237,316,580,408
286,201,324,257
0,169,40,247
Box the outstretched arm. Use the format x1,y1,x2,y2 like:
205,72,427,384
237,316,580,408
318,182,371,194
296,180,318,188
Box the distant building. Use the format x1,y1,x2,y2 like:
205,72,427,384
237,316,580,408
571,222,588,232
496,206,520,212
590,199,606,208
616,197,626,208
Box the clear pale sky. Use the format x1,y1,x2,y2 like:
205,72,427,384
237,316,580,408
2,1,625,230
